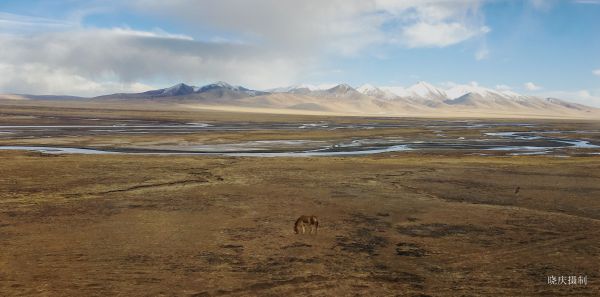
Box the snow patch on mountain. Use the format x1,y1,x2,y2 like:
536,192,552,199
357,84,399,100
446,84,525,100
407,81,447,100
269,83,338,93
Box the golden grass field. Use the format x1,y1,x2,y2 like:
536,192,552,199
0,100,599,296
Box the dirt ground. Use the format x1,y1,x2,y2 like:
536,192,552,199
0,152,599,296
0,101,599,296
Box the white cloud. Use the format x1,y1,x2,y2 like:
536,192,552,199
574,0,600,4
0,27,308,94
495,84,512,91
133,0,488,50
383,1,490,48
524,82,542,91
402,22,487,48
132,0,385,56
0,63,155,96
0,1,490,94
530,0,600,10
593,69,600,76
0,12,77,34
475,46,489,60
110,27,194,40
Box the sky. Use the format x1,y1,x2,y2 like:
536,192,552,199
0,0,599,106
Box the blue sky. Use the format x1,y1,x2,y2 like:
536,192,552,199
0,0,599,106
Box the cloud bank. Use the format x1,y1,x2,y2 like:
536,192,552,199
0,0,489,95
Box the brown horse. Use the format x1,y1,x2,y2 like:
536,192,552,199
294,215,318,234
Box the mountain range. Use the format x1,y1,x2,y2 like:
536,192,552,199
2,81,597,118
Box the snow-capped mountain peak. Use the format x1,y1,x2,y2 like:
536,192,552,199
92,80,596,117
446,84,525,100
357,84,377,93
197,81,248,93
163,82,193,91
497,89,522,99
267,81,531,102
327,84,357,94
446,84,490,99
268,83,338,93
406,81,447,100
267,85,305,93
167,83,187,89
213,81,233,88
358,84,399,100
143,83,196,96
330,83,353,90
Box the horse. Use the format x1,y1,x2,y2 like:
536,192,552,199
294,215,318,234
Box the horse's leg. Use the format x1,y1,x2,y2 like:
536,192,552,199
302,224,306,234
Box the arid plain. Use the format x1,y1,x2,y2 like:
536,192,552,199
1,100,599,296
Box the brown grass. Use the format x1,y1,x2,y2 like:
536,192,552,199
1,152,599,296
1,101,599,296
